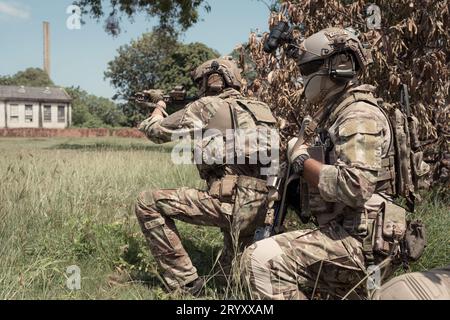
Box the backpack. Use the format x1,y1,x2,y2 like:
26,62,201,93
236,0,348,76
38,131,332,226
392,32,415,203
379,100,431,212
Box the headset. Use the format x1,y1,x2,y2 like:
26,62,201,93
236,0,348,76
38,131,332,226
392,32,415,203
329,52,358,82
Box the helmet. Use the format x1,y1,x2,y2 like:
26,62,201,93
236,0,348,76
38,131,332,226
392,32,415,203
372,266,450,300
191,57,243,94
296,27,373,105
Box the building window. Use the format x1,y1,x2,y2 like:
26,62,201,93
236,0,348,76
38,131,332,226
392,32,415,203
25,105,33,123
10,104,19,122
58,106,65,123
43,105,52,122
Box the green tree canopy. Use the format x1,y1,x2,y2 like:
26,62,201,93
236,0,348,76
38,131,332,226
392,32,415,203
105,32,219,125
0,68,54,87
231,43,258,88
66,87,127,128
75,0,210,35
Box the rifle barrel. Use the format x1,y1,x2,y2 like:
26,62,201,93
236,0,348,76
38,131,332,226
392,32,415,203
401,84,411,117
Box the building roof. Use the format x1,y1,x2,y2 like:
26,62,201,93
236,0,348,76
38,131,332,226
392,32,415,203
0,85,72,103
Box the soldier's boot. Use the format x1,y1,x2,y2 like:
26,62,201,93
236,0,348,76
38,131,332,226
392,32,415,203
179,277,205,297
135,191,199,291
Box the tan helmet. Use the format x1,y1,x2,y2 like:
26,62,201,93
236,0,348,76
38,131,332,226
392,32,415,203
372,266,450,300
296,27,373,105
191,57,243,93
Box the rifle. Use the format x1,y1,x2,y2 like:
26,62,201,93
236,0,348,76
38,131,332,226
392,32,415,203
400,84,421,151
254,116,313,242
133,86,198,112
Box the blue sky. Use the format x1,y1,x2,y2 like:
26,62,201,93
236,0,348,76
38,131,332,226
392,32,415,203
0,0,271,98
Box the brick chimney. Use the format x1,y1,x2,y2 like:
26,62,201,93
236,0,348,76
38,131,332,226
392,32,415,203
43,21,51,77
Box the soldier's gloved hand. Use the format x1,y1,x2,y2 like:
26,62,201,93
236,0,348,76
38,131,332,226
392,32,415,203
142,89,165,104
267,188,280,203
135,90,167,116
288,138,311,175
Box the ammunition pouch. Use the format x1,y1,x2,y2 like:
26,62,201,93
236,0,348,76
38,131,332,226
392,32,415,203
342,210,372,238
373,202,407,258
403,220,427,261
209,175,267,204
209,175,238,203
345,203,426,266
221,175,238,202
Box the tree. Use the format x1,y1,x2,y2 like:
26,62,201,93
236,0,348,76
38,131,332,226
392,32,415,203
75,0,211,36
0,68,54,87
105,32,219,125
231,43,258,93
66,87,127,128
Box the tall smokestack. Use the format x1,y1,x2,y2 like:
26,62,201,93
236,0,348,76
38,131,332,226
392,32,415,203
43,21,51,77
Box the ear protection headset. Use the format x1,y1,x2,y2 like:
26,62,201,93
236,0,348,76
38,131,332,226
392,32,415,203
328,52,358,82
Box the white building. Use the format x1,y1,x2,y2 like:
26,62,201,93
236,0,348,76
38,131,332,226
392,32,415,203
0,85,72,129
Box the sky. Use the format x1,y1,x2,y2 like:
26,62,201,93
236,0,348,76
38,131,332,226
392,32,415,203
0,0,271,99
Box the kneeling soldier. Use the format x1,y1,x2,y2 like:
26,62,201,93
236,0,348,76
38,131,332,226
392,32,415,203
135,57,279,295
242,28,426,299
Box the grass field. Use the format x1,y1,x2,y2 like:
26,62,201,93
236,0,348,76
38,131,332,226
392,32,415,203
0,137,448,300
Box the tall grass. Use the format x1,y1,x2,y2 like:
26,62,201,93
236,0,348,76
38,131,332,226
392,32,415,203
0,137,448,300
0,137,220,299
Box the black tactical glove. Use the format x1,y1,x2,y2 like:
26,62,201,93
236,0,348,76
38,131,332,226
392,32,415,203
292,154,311,175
288,138,311,175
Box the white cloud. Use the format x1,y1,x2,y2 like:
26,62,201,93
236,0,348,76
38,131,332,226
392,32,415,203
0,1,31,19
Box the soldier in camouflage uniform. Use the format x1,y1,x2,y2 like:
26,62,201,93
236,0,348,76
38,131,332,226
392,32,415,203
242,28,404,299
135,57,278,294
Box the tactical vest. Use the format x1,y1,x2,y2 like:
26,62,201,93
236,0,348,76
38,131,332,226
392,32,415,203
326,91,430,211
197,97,277,182
205,98,277,133
326,92,396,196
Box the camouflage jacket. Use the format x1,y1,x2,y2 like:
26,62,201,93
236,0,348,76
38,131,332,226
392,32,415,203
310,85,395,229
139,89,278,183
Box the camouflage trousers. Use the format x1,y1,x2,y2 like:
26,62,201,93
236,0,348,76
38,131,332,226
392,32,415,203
135,176,268,290
241,223,380,300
